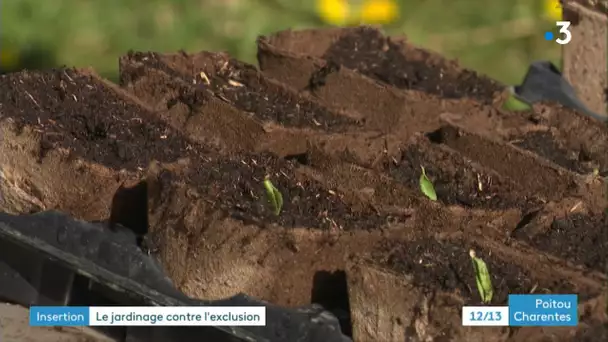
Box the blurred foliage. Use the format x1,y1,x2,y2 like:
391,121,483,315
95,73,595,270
1,0,561,84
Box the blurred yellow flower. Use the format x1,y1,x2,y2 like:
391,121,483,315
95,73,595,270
543,0,562,21
360,0,399,24
316,0,399,26
316,0,350,26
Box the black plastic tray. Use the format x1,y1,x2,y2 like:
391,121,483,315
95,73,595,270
513,60,606,121
0,211,351,342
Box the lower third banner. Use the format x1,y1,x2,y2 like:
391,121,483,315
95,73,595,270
29,306,266,326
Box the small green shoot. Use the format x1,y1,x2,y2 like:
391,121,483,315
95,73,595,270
502,94,532,111
419,166,437,201
502,86,531,111
469,249,493,304
263,176,283,216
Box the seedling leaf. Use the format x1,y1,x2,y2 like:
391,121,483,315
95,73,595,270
502,86,531,111
419,166,437,201
469,249,493,303
263,176,283,216
502,94,531,111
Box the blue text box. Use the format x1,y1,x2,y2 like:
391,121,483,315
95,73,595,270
508,294,577,326
30,306,90,326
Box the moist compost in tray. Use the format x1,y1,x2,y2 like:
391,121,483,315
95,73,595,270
206,59,362,131
321,27,504,102
511,130,591,174
123,52,361,131
385,137,539,210
377,237,577,304
426,124,582,203
515,213,608,273
156,153,396,230
0,69,195,169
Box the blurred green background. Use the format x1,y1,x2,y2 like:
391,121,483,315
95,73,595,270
1,0,560,85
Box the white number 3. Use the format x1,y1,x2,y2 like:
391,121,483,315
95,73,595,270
556,21,572,45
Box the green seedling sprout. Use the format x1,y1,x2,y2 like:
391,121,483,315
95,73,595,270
419,166,437,201
469,249,493,304
263,176,283,216
502,94,532,111
502,86,531,111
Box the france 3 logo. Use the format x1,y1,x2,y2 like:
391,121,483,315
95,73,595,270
544,21,572,45
543,0,570,45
